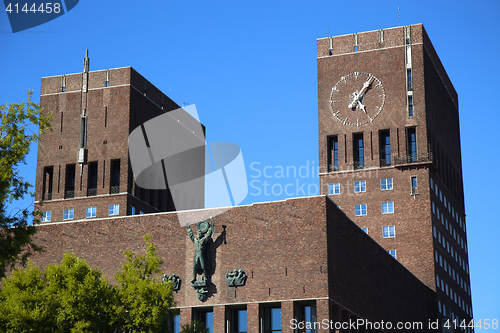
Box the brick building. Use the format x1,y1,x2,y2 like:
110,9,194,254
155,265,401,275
29,24,472,332
32,196,437,332
35,52,205,223
317,24,472,328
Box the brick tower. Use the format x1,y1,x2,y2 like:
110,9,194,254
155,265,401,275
35,51,205,224
318,24,473,329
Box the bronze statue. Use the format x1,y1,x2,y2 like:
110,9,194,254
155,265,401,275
187,216,214,283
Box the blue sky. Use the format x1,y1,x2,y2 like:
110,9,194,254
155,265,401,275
1,0,499,328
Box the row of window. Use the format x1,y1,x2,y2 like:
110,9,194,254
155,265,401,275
327,127,418,171
438,301,473,333
435,250,470,295
41,159,121,200
354,202,394,216
432,202,467,252
171,303,316,333
328,177,417,195
130,206,144,215
41,204,120,222
431,178,466,233
405,26,414,118
436,275,472,316
434,226,469,274
361,225,396,239
437,276,471,316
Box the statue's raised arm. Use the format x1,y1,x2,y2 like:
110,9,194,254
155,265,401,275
187,224,195,243
206,216,214,238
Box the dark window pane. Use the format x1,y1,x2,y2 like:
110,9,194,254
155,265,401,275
88,162,98,189
412,176,418,188
111,159,120,187
65,164,76,192
328,136,339,171
379,131,391,166
407,128,417,162
354,133,364,169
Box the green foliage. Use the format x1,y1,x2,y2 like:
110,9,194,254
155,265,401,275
115,234,178,332
0,90,52,280
180,321,210,333
0,234,177,332
0,253,115,333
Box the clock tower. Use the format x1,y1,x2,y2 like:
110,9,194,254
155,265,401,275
318,24,473,328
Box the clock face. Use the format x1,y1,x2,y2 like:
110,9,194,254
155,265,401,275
330,72,385,126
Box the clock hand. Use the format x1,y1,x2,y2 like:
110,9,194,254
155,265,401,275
358,101,367,113
348,76,375,109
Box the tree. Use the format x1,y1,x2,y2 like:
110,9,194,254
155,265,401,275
0,253,115,333
180,321,210,333
0,234,177,333
0,90,52,280
114,234,178,332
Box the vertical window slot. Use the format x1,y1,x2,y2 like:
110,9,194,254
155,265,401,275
353,133,364,169
379,130,391,166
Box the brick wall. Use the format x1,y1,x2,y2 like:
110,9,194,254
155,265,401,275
30,196,436,332
36,66,205,222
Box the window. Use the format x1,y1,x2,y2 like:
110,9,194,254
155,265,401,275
87,162,98,196
63,208,74,220
362,227,368,234
383,225,395,238
328,183,340,195
379,130,391,166
328,136,339,172
171,314,180,333
411,176,418,194
230,308,247,333
411,176,418,189
355,204,367,216
109,204,119,216
407,69,413,90
80,116,87,148
42,166,54,200
86,206,96,218
110,159,120,193
263,307,281,333
354,181,366,193
41,211,51,222
380,178,393,190
199,310,214,333
406,127,417,162
387,249,397,259
65,164,76,198
353,133,364,169
382,202,394,214
295,303,316,333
